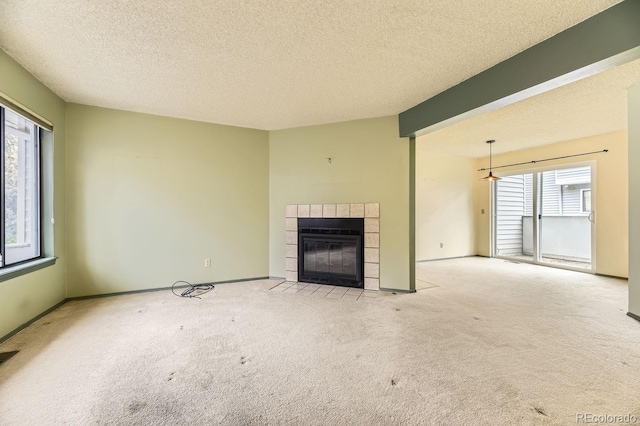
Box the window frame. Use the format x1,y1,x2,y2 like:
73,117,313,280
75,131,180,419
0,92,56,282
0,105,45,269
0,106,4,263
580,188,592,213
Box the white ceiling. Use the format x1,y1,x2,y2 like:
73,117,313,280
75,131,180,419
417,58,640,157
0,0,622,131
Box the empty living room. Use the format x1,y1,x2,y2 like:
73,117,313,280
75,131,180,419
1,1,640,425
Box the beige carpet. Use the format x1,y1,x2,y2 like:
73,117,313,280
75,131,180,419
1,257,639,425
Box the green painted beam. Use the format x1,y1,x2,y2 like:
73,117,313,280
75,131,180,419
399,0,640,138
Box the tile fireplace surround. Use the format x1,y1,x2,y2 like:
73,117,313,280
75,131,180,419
285,203,380,291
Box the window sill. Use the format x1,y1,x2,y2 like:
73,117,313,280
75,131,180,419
0,257,57,283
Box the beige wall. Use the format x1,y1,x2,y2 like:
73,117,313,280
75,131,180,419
0,50,67,338
628,84,640,315
474,131,628,278
415,148,476,260
269,116,411,291
65,104,269,297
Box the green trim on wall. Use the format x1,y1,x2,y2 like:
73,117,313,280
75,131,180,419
0,276,271,344
0,297,66,344
380,287,416,294
628,84,640,316
40,129,55,258
409,136,416,292
399,0,640,137
595,273,628,281
417,255,480,263
67,276,271,300
0,257,56,284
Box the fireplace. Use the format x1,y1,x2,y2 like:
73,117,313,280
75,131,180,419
285,203,380,290
297,218,364,288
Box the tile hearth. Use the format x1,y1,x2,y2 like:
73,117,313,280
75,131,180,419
285,203,380,290
269,281,379,301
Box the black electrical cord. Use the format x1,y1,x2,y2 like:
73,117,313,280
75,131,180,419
171,280,215,299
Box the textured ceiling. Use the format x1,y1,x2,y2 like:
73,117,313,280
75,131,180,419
0,0,622,130
417,58,640,157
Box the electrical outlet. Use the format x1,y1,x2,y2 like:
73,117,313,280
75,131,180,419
440,243,443,248
204,258,211,267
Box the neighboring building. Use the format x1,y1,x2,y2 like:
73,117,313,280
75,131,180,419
496,166,592,262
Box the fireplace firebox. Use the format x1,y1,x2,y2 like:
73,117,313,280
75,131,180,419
297,218,364,288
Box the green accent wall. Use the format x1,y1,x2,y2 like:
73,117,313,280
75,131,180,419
269,116,411,291
0,50,67,339
65,104,270,297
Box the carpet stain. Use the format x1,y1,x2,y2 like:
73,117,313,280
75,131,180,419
167,372,175,381
240,356,247,365
127,401,147,414
179,325,183,330
43,322,51,326
533,407,547,417
391,379,397,386
395,308,401,312
622,361,628,366
473,317,481,321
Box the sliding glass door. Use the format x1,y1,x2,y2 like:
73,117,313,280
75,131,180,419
493,165,594,272
538,166,592,269
494,173,534,262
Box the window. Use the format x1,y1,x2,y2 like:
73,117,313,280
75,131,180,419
581,189,592,213
1,106,41,266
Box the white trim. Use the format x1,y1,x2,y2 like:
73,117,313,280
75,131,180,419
580,188,592,213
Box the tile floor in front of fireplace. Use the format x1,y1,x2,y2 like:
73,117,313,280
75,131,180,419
270,281,379,301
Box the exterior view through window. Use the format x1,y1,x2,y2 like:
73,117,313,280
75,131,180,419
1,107,41,266
494,165,593,271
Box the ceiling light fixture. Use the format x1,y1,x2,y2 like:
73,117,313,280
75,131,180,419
481,140,501,181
